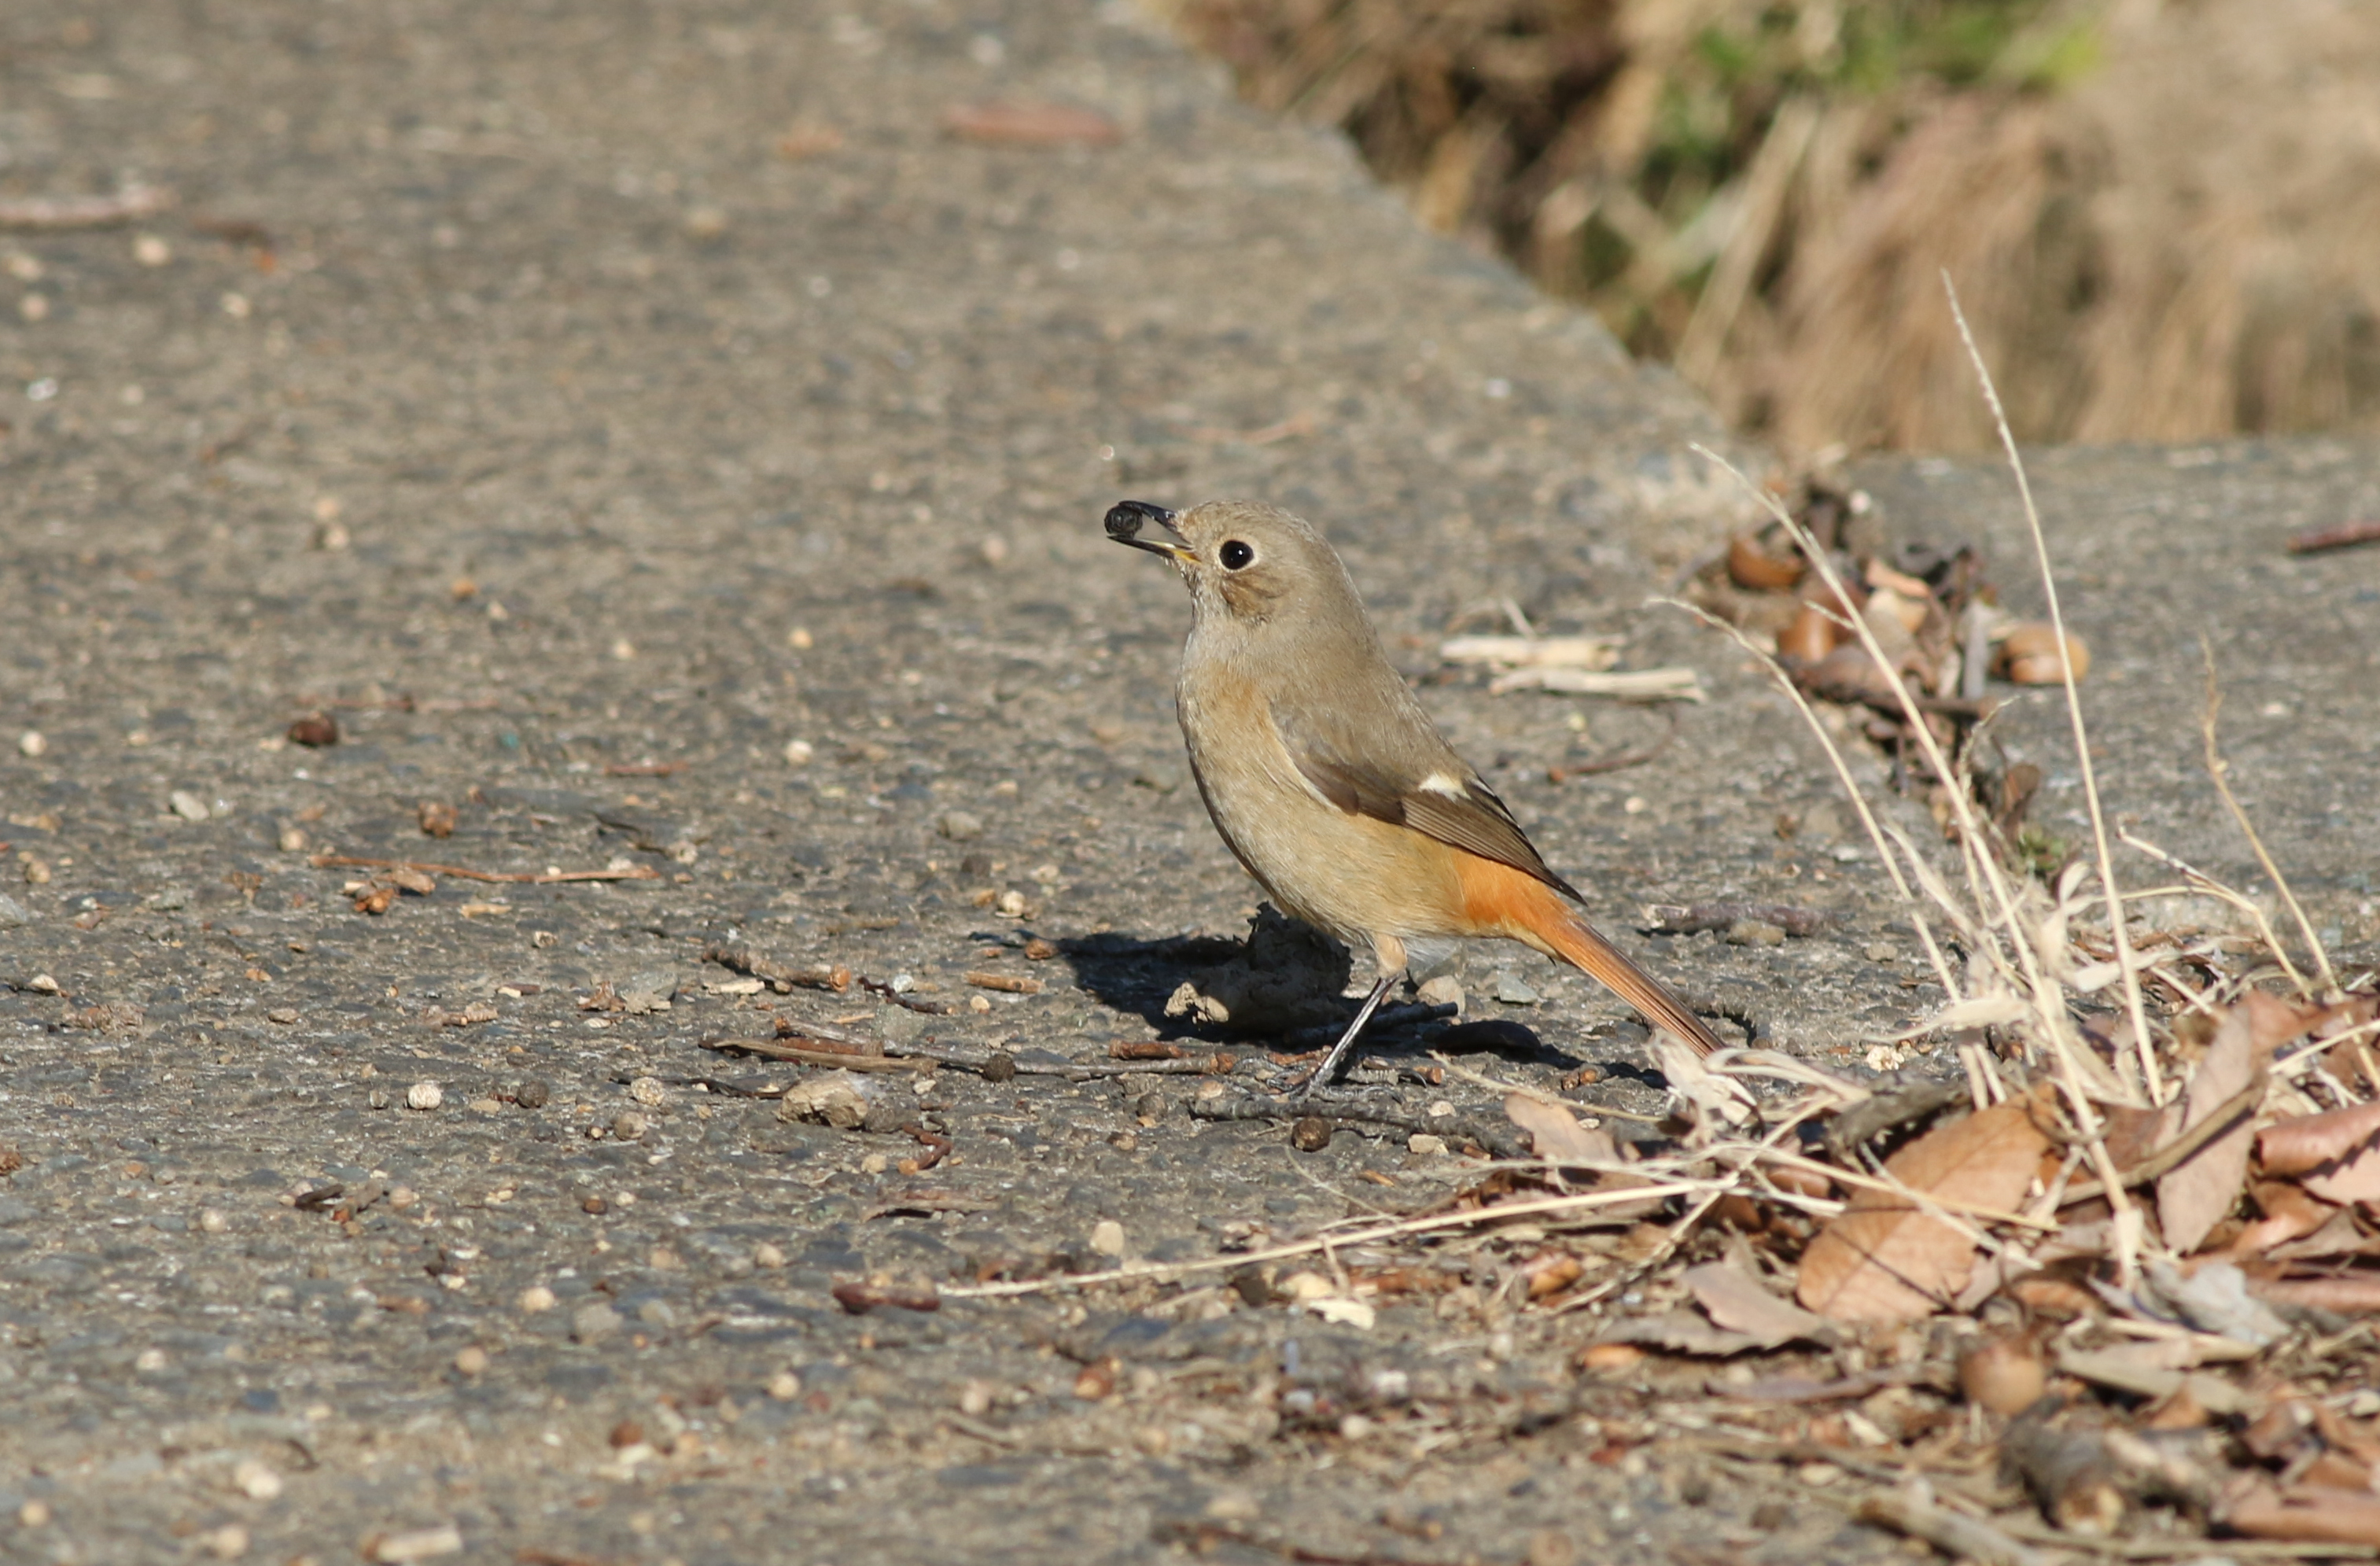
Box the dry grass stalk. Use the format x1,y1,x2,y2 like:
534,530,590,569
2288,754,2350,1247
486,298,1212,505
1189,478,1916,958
1944,279,2161,1104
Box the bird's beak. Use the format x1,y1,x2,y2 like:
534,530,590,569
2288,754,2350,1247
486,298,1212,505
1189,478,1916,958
1103,500,1194,564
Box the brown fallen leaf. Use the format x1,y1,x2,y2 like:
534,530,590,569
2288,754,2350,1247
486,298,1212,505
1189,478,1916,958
2224,1478,2380,1546
2157,999,2269,1253
1504,1093,1616,1165
2228,1180,2345,1258
2242,1273,2380,1315
1995,622,2091,684
1796,1094,2050,1323
1726,532,1804,591
940,101,1121,148
1682,1261,1833,1349
2259,1100,2380,1204
418,800,459,838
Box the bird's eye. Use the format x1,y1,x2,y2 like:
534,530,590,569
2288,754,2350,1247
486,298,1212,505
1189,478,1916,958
1218,540,1254,570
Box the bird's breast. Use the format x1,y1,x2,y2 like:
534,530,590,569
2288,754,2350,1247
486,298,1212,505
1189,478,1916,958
1175,654,1463,946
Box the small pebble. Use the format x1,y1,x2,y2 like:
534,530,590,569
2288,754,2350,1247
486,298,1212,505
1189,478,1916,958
753,1242,786,1269
405,1081,444,1111
286,713,339,747
134,234,172,266
278,827,308,853
266,1008,299,1025
958,1380,993,1416
1723,919,1787,947
1523,1530,1576,1566
581,1195,607,1214
203,1523,249,1560
995,890,1028,917
169,790,212,821
1490,972,1539,1005
1089,1219,1126,1256
1132,764,1181,794
28,974,61,994
231,1457,282,1500
518,1286,556,1314
610,1111,647,1141
1289,1116,1333,1151
17,1500,50,1527
937,810,983,841
453,1345,488,1376
572,1303,624,1343
199,1207,229,1233
1415,975,1464,1013
768,1371,802,1401
17,730,44,757
1865,941,1896,963
783,739,814,766
1407,1133,1448,1156
627,1077,666,1106
364,1524,463,1563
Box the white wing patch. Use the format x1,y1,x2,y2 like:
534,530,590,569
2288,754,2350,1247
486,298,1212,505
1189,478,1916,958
1417,772,1470,798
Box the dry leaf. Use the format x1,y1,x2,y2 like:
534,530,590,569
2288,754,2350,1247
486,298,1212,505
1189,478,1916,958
2242,1273,2380,1315
1796,1096,2050,1323
1682,1261,1833,1349
2142,1259,2288,1347
2224,1479,2380,1546
2158,1000,2268,1254
1504,1093,1616,1164
940,101,1121,148
1599,1311,1766,1358
2231,1181,2345,1259
2259,1100,2380,1204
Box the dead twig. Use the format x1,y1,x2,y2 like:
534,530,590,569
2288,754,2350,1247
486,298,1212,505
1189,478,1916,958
1856,1483,2046,1566
1546,709,1679,780
0,185,173,230
2285,519,2380,555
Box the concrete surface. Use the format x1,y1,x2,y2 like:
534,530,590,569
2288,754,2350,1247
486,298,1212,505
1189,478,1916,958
1,1,2375,1563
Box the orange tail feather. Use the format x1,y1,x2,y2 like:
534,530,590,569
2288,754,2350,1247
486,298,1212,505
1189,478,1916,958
1460,860,1723,1056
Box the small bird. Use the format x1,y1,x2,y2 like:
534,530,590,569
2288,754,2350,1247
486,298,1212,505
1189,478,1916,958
1107,498,1723,1090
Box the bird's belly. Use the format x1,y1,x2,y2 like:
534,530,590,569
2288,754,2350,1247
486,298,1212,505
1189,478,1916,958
1179,680,1462,948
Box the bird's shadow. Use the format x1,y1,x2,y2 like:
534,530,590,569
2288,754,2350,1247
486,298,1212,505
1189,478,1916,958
1022,912,1580,1069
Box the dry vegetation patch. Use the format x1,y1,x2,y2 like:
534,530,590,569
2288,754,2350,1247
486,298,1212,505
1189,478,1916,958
1168,0,2380,451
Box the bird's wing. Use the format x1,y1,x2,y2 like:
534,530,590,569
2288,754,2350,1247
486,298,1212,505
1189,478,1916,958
1269,695,1573,895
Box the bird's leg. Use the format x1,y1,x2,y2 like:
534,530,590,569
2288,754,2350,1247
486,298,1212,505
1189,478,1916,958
1296,970,1399,1099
